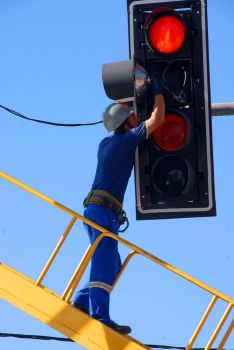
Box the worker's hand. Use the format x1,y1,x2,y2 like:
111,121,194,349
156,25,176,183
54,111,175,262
151,76,164,95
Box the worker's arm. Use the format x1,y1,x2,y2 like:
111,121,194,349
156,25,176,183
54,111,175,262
146,94,165,137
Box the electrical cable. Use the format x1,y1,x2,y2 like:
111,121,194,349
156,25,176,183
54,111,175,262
0,332,233,350
162,62,187,104
0,104,103,127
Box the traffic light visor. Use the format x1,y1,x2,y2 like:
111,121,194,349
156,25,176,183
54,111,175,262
153,113,188,151
145,10,185,54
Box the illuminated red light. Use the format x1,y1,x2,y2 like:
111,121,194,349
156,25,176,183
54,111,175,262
153,113,188,151
146,13,185,54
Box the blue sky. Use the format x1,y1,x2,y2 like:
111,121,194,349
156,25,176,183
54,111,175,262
0,0,234,349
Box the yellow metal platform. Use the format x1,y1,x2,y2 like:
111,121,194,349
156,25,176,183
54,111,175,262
0,263,149,350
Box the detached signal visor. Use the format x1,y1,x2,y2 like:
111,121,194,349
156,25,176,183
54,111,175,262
145,8,185,55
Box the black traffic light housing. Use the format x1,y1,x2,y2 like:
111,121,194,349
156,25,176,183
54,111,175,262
127,0,216,219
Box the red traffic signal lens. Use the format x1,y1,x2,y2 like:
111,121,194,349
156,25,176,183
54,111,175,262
146,13,185,54
153,113,188,151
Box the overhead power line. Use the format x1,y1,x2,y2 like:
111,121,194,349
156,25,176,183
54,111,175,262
0,332,233,350
0,104,103,127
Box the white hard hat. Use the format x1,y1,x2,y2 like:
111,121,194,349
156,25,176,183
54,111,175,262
102,103,134,132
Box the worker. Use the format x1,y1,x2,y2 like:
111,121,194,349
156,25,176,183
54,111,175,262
72,79,165,334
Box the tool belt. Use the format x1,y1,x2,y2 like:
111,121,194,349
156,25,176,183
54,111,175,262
83,190,129,232
83,190,122,214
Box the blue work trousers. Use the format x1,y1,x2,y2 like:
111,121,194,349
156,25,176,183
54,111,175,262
74,204,122,325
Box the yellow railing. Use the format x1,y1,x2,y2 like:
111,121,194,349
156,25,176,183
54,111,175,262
0,171,233,349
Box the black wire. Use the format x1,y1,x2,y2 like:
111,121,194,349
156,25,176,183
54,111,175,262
0,104,103,127
0,332,72,342
0,333,232,350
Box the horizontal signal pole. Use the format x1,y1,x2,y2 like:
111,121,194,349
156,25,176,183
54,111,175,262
211,102,234,116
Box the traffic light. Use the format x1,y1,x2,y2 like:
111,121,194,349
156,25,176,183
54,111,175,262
127,0,216,219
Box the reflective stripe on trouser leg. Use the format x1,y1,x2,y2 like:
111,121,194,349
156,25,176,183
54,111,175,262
89,281,112,293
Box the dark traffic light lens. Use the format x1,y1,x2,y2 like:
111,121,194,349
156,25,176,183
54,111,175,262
146,14,185,54
152,156,188,196
153,113,188,151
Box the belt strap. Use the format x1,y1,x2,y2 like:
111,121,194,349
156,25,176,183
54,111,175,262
83,190,122,214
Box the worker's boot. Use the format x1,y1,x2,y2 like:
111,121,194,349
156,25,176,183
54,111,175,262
108,322,132,334
72,302,131,334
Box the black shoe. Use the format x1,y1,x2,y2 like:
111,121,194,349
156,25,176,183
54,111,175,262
108,322,132,335
71,301,89,315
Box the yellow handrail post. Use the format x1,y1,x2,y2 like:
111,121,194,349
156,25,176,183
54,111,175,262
61,244,92,302
205,303,233,350
186,295,218,350
61,233,108,302
110,251,137,293
217,318,234,350
35,216,77,285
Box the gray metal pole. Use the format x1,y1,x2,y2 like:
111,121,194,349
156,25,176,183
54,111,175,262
211,102,234,116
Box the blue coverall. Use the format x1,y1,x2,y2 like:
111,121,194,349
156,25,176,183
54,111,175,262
74,121,146,326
